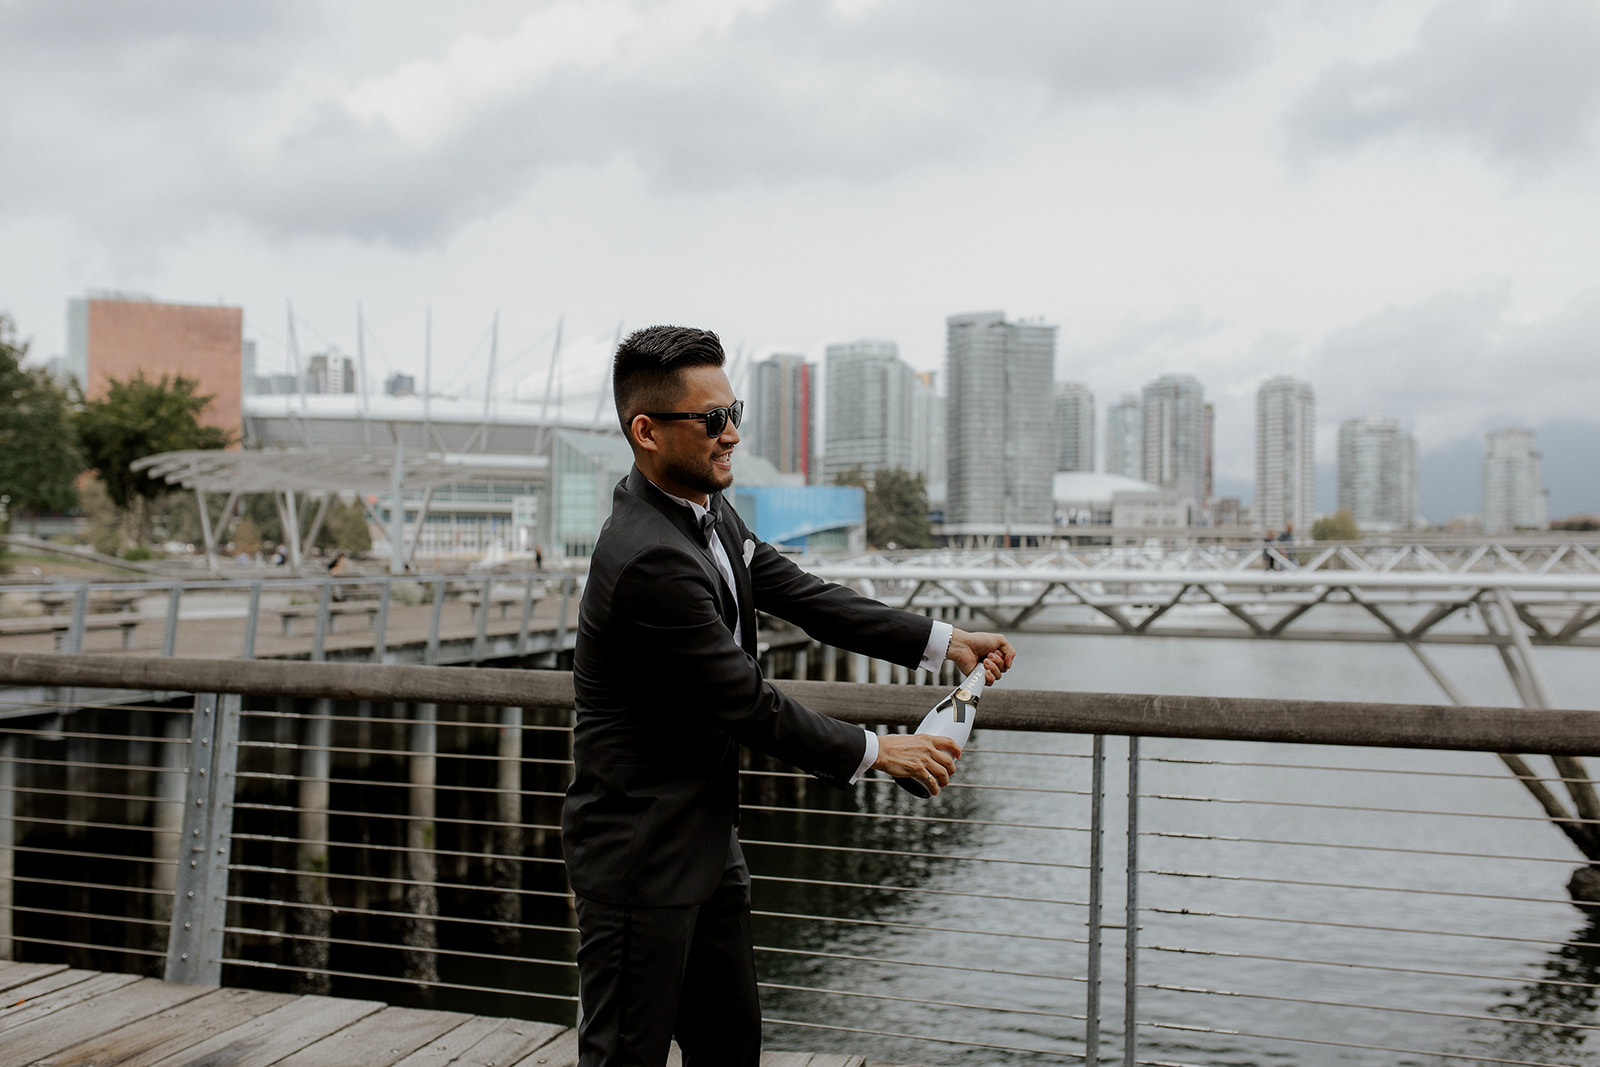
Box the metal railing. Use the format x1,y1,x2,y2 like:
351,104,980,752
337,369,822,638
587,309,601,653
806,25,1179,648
3,653,1600,1065
0,573,578,667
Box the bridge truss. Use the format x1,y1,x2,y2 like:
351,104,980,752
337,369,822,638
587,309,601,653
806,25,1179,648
808,546,1600,861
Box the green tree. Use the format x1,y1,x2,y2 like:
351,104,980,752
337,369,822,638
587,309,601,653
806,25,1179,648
0,313,85,536
76,371,230,549
319,495,373,553
1312,509,1361,541
834,466,934,550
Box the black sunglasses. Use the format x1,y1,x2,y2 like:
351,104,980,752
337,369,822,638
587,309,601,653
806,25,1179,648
643,400,744,437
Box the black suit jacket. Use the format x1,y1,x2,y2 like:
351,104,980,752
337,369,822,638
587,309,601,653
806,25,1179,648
561,465,935,907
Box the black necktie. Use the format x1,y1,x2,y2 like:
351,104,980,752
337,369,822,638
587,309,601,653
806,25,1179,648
698,507,717,539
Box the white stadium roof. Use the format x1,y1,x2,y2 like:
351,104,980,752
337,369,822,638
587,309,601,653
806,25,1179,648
1053,471,1162,503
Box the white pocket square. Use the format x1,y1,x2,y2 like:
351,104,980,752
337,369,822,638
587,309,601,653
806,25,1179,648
742,539,756,567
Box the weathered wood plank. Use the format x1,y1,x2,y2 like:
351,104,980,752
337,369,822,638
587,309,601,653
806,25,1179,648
0,967,99,1015
511,1027,578,1067
2,976,210,1065
407,1016,563,1067
0,965,911,1067
387,1016,515,1067
0,971,140,1033
0,961,69,994
142,993,385,1067
275,1006,473,1067
35,986,294,1067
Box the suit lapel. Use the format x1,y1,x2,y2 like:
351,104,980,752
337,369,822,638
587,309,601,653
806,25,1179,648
710,494,758,654
628,468,741,636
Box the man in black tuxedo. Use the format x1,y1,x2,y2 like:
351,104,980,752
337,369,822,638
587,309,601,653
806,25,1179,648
562,325,1015,1067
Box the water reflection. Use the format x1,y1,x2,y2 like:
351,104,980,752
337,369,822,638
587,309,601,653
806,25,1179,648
1463,911,1600,1063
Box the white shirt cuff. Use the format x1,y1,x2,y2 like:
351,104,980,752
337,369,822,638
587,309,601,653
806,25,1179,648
919,620,954,673
849,729,879,785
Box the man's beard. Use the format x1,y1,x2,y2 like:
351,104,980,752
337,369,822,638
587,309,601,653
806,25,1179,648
662,450,733,497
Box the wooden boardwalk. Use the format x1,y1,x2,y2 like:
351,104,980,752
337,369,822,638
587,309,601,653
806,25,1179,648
0,961,891,1067
0,591,574,663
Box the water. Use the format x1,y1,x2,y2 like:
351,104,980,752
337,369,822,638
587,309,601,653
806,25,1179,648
751,611,1600,1065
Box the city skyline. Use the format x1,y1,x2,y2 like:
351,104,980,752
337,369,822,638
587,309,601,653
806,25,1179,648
51,289,1587,526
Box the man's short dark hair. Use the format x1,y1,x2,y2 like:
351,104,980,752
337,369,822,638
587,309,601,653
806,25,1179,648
613,326,726,434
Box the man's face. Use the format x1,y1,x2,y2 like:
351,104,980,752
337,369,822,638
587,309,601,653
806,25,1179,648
647,365,741,503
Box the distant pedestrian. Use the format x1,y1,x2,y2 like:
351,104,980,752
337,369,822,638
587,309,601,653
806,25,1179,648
327,552,348,599
1263,532,1279,571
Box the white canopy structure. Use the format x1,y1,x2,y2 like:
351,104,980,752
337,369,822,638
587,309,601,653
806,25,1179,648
132,446,548,574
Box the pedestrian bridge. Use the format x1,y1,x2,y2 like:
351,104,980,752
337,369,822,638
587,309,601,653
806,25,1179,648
3,652,1599,1065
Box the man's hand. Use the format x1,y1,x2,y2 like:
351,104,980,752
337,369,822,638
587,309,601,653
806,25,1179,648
948,627,1016,685
873,733,961,796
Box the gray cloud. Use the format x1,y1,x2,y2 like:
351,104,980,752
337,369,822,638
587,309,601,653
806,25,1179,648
1058,306,1231,386
1307,285,1600,450
1285,0,1600,166
0,0,1269,247
735,0,1267,103
0,0,320,227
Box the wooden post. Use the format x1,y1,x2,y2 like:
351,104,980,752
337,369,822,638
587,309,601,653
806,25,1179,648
404,702,438,988
150,714,188,959
490,706,524,944
293,698,332,994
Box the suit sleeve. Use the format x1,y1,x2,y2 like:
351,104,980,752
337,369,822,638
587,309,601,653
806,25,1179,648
736,530,933,669
614,544,866,783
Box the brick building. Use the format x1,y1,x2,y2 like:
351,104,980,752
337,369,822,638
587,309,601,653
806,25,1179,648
67,293,244,440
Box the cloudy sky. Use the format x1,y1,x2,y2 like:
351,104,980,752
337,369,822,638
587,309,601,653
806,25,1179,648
2,0,1597,518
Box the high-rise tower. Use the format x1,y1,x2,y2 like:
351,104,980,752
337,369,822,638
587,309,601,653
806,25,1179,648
1105,394,1141,479
1255,377,1316,536
1140,374,1207,502
1482,428,1547,534
750,353,812,478
1337,416,1417,531
1056,382,1095,472
823,340,916,484
944,311,1057,526
911,370,945,490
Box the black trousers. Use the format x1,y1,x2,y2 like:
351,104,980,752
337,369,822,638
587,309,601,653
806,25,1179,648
574,867,762,1067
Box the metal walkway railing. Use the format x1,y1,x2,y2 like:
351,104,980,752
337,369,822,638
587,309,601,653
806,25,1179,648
3,653,1599,1065
0,573,578,666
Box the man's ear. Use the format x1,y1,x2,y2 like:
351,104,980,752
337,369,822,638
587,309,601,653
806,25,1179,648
629,414,659,453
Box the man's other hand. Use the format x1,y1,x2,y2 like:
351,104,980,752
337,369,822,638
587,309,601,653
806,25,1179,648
948,628,1017,684
873,733,961,795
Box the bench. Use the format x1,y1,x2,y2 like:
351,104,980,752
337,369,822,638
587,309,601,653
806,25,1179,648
30,591,143,616
0,614,141,650
461,594,526,623
277,604,380,637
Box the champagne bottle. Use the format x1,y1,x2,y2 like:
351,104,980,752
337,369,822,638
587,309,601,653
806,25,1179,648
895,662,989,798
